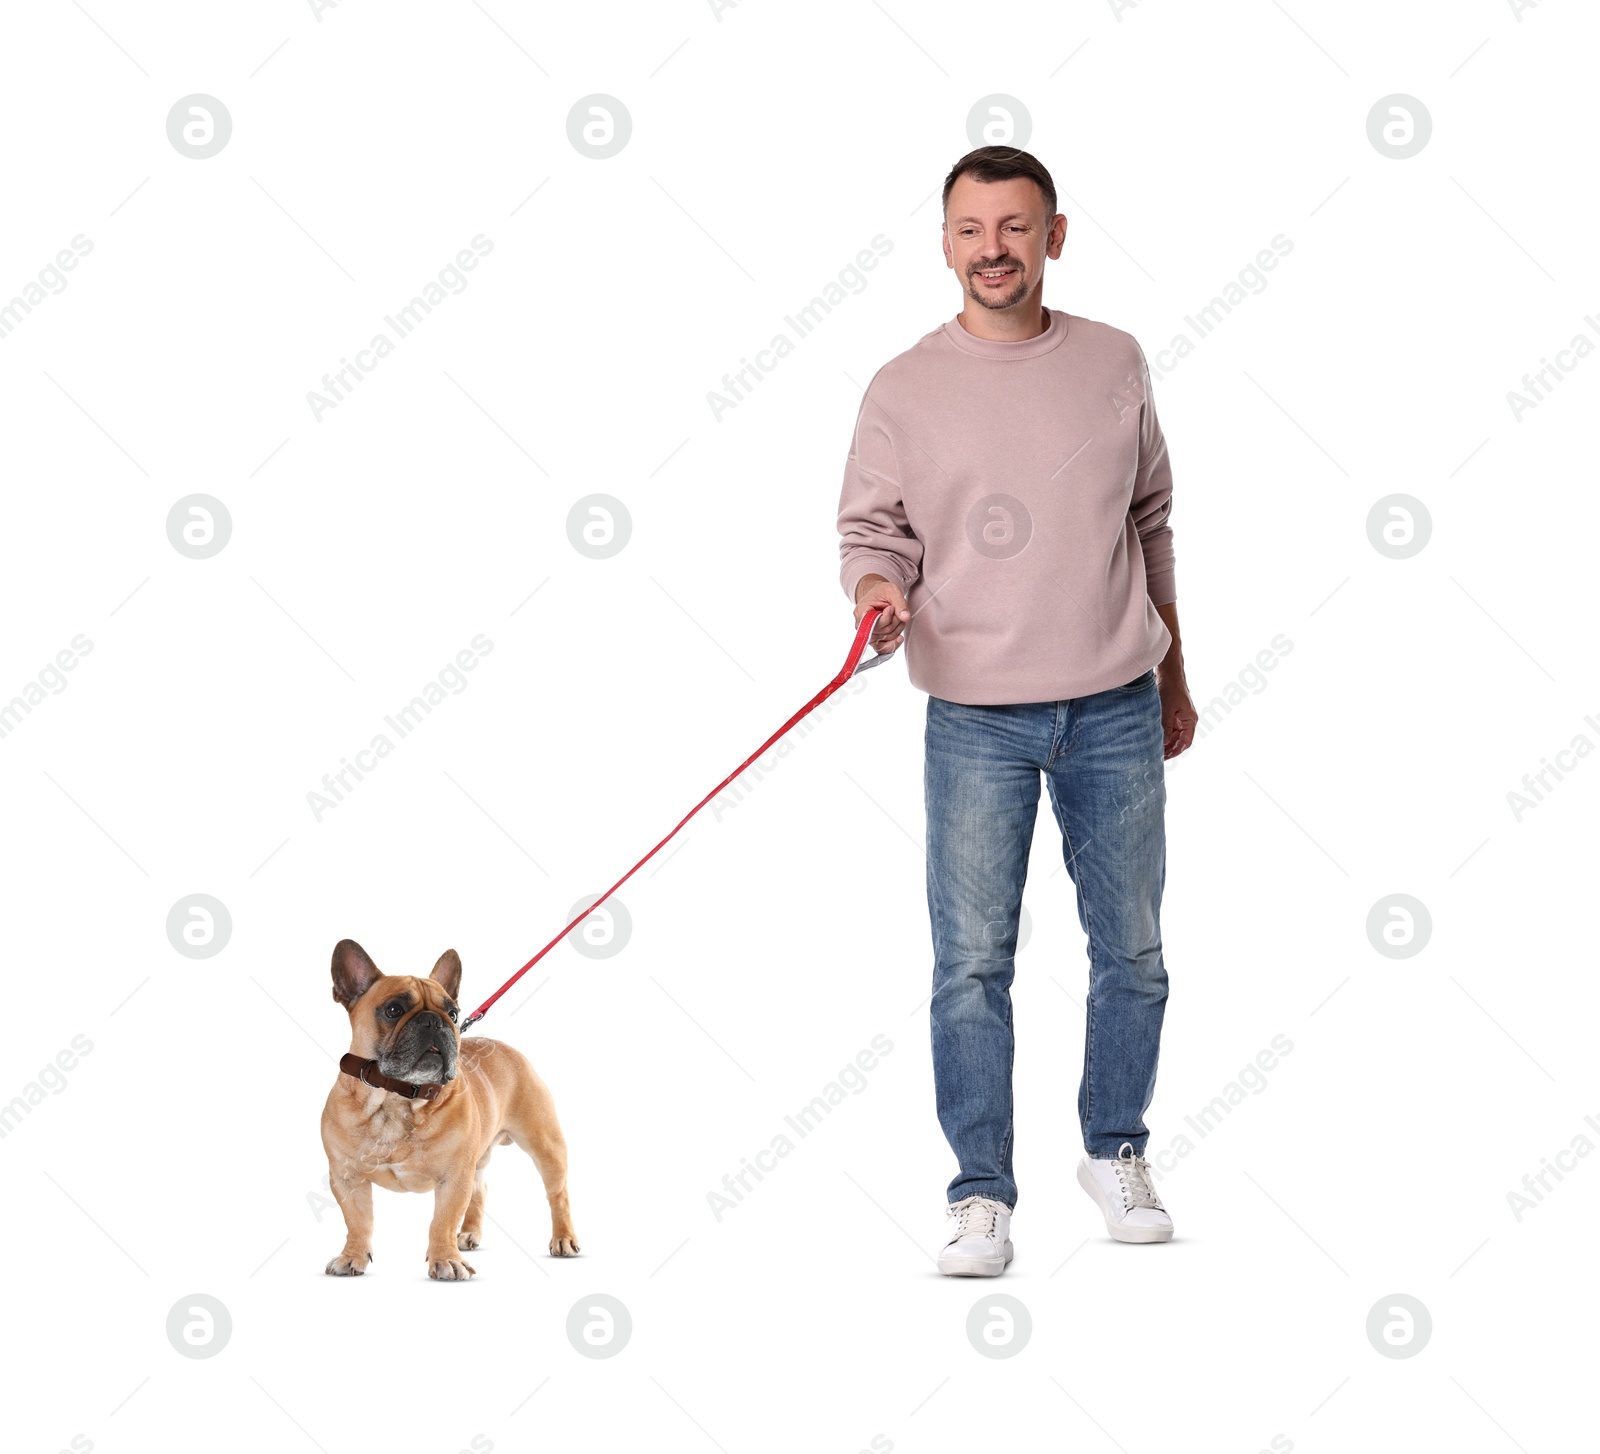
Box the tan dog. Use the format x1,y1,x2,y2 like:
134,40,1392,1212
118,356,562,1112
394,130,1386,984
320,938,578,1280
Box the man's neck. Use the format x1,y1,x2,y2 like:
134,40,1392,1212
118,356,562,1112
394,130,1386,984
955,293,1049,344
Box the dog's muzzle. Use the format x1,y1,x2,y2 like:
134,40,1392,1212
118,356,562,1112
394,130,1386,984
380,1010,459,1085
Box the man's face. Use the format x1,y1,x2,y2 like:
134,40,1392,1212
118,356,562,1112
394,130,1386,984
942,173,1065,312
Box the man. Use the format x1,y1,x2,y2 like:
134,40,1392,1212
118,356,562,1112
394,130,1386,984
835,146,1198,1276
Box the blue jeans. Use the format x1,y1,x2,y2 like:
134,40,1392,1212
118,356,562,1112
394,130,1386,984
925,666,1169,1208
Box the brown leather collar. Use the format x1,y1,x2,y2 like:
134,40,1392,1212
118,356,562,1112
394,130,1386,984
339,1052,443,1102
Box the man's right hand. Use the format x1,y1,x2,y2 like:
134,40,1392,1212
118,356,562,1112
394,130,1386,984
854,574,911,656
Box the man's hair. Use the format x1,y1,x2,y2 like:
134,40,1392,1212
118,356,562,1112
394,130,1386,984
941,146,1057,222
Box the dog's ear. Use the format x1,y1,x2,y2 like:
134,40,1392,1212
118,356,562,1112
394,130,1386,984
430,949,463,999
331,939,383,1008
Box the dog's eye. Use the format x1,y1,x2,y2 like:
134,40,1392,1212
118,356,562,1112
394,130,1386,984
447,1006,458,1022
383,1002,404,1020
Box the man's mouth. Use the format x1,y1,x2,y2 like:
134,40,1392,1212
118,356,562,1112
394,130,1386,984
975,266,1018,285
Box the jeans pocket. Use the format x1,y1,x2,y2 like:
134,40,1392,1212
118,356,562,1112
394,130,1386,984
1109,667,1156,694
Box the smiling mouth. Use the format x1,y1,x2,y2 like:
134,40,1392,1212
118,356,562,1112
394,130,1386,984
975,266,1018,284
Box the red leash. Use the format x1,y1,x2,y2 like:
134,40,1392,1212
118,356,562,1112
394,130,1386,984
461,607,892,1031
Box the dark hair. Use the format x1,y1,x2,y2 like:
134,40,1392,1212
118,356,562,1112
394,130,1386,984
941,145,1057,222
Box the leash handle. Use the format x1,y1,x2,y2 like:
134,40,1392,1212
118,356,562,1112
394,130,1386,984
460,607,893,1032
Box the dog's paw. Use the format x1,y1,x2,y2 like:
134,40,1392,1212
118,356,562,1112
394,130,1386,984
428,1256,476,1281
456,1229,481,1251
325,1250,372,1276
549,1235,580,1257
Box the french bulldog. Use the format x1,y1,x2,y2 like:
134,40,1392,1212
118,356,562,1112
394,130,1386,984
320,938,578,1280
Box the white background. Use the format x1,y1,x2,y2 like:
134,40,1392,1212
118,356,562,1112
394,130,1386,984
2,1,1595,1451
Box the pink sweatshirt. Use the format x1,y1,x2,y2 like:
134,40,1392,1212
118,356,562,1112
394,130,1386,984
835,306,1177,706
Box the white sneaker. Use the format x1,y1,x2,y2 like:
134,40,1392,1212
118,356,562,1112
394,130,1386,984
937,1195,1014,1276
1077,1142,1173,1243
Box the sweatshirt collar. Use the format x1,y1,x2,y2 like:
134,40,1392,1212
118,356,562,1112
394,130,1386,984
941,305,1069,360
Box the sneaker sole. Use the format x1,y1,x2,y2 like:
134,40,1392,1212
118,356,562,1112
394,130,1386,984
937,1238,1014,1277
1076,1160,1173,1243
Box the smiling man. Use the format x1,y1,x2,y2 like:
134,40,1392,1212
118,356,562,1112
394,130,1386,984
836,146,1199,1275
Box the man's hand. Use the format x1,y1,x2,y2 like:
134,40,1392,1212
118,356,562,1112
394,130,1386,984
1156,668,1198,760
854,573,911,656
1153,600,1196,760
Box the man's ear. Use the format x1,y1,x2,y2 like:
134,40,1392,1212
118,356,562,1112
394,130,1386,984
1048,212,1067,259
331,939,383,1008
431,949,463,1000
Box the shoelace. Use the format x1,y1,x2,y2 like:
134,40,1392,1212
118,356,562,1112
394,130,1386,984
946,1196,1002,1240
1113,1143,1165,1211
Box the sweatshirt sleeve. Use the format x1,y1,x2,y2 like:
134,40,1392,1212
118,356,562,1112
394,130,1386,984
836,389,925,603
1129,346,1177,607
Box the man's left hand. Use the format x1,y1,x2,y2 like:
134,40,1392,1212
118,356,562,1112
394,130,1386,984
1156,668,1197,760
